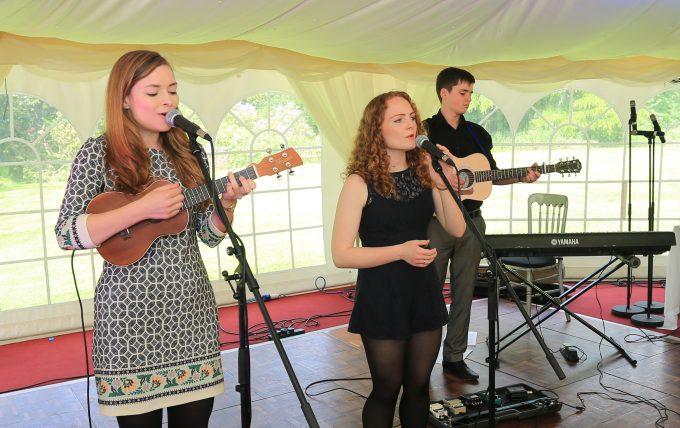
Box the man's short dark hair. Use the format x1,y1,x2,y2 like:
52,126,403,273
436,67,476,102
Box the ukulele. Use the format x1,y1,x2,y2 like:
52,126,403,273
86,148,302,266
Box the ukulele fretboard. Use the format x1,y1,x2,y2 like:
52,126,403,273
182,166,258,210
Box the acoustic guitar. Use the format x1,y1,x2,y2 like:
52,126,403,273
453,154,581,201
86,148,302,266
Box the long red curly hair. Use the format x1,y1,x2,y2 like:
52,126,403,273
104,50,204,193
345,91,433,197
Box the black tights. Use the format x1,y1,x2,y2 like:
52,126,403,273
116,397,214,428
361,328,442,428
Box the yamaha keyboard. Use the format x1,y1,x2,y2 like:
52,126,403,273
485,231,675,257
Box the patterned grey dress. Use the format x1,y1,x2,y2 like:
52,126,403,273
55,136,225,416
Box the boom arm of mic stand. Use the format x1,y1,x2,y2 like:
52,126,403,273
432,160,566,388
187,135,320,428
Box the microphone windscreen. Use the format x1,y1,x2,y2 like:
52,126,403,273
165,109,181,127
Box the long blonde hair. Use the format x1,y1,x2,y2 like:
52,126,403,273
345,91,433,196
104,50,204,193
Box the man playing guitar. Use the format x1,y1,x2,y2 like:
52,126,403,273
425,67,541,381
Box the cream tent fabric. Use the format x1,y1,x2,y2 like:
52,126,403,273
2,0,680,84
2,0,679,155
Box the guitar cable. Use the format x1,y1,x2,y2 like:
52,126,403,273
71,250,93,428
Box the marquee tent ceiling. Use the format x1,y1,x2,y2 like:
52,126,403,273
2,0,680,84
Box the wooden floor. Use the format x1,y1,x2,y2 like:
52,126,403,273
1,298,679,427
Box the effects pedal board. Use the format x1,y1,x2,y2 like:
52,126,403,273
428,383,561,427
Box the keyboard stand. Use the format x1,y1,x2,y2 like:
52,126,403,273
496,255,639,368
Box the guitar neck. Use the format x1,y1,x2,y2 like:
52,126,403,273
182,166,257,210
474,164,556,183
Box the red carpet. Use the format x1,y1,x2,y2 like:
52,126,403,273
3,281,671,394
556,281,678,336
0,286,357,394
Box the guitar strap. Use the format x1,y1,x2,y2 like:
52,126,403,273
427,116,489,158
465,122,490,157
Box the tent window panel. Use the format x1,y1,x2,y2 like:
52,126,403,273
256,231,293,273
481,184,511,220
0,261,48,310
289,161,320,189
548,183,587,229
587,146,625,182
0,165,42,214
586,183,624,219
658,182,680,219
290,188,322,229
292,227,325,269
0,213,43,264
253,191,290,233
47,257,95,304
659,143,680,181
485,219,511,235
214,91,323,275
584,220,621,233
466,94,512,145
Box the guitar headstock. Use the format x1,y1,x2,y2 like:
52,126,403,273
555,159,582,174
253,147,303,178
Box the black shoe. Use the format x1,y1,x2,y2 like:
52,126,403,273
442,360,479,381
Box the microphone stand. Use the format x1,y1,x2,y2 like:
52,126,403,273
611,119,644,317
432,160,565,428
187,134,320,428
631,128,665,327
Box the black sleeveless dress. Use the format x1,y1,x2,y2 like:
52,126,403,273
348,168,449,339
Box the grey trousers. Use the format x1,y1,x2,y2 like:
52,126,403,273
427,214,486,363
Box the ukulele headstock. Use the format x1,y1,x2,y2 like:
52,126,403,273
253,147,303,178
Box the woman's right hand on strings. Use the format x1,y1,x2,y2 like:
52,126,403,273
139,182,185,220
401,239,437,267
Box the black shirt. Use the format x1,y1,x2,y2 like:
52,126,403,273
424,110,498,213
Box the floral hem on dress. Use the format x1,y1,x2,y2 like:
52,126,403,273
95,353,224,415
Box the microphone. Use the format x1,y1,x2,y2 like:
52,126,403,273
629,100,637,134
415,135,455,167
165,109,212,141
650,114,666,143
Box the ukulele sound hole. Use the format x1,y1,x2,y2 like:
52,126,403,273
148,219,162,224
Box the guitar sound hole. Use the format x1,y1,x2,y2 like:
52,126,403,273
458,170,473,188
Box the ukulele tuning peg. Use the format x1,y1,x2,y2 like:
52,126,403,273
276,173,282,179
279,144,285,150
265,148,272,154
288,169,295,176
